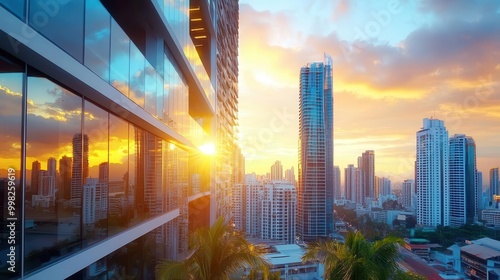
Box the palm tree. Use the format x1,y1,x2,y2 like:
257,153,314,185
303,231,404,280
156,217,269,280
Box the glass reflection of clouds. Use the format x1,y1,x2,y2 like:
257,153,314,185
27,78,82,122
84,0,111,82
110,20,131,97
0,70,22,171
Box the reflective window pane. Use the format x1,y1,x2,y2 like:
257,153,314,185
129,128,164,225
0,52,23,280
108,115,130,235
163,143,189,256
156,73,164,119
25,73,83,273
84,0,111,82
163,51,188,135
82,100,109,245
129,43,145,107
0,0,25,20
29,0,84,62
68,231,157,279
145,61,158,117
110,20,130,96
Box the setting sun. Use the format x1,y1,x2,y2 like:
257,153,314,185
199,143,216,155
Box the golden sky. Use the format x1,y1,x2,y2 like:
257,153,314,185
237,0,500,186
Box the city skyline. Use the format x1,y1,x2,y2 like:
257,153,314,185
238,0,500,184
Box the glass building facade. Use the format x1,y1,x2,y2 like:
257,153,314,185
297,54,334,242
449,134,477,227
0,0,237,278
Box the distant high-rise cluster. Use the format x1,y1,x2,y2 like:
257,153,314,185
343,150,389,206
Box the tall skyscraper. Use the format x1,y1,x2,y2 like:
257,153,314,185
416,118,450,227
71,133,89,208
491,168,499,203
344,164,356,202
215,0,240,223
98,162,109,184
477,171,483,212
59,156,72,200
270,160,283,181
361,150,375,204
449,134,477,227
47,157,57,178
233,146,246,185
297,55,334,241
31,160,41,194
333,165,341,199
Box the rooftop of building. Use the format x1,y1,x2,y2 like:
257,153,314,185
264,244,306,266
461,243,500,260
405,238,430,244
471,237,500,251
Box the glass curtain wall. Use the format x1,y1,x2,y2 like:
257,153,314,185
0,51,24,280
0,0,211,276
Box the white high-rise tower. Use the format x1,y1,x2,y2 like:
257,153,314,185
416,118,449,227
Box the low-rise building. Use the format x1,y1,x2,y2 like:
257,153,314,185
482,208,500,229
264,244,323,280
461,238,500,279
404,238,438,260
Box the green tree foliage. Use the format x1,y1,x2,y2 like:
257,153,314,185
155,217,269,280
414,224,500,247
303,231,404,280
382,199,402,210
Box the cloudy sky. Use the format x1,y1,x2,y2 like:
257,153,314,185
237,0,500,186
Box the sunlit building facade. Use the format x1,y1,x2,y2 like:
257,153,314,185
297,55,334,241
215,0,240,223
0,0,236,278
416,118,450,227
361,150,375,205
